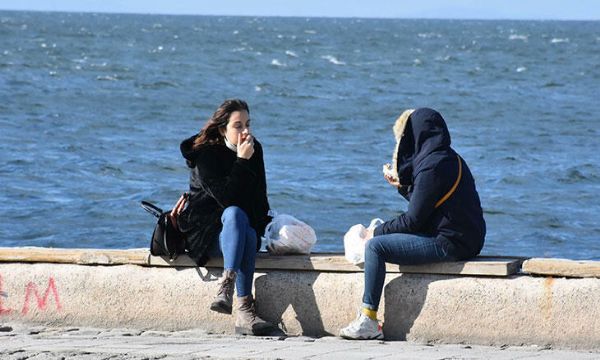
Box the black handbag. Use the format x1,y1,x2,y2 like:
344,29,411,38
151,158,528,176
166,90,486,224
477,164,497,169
140,201,186,260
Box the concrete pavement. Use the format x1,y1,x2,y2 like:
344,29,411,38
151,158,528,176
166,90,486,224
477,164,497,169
1,323,599,359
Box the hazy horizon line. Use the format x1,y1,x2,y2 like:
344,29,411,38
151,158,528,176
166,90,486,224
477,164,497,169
1,8,598,22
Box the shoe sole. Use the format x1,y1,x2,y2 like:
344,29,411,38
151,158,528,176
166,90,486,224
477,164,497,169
210,302,232,315
339,332,384,340
235,326,276,336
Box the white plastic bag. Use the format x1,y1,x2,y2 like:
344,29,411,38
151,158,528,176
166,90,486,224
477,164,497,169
343,218,384,265
264,212,317,255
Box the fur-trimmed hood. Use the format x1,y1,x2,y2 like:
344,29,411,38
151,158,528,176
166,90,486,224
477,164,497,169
387,109,414,186
387,108,453,186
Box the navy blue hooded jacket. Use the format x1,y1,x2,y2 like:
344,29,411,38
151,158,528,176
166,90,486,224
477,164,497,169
373,108,486,259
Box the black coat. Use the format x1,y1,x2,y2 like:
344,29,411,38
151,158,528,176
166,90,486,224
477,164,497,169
177,135,271,266
374,108,486,259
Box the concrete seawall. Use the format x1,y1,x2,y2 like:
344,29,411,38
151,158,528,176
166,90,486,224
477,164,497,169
1,248,599,350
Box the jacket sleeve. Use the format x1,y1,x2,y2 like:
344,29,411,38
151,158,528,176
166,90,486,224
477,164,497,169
194,147,258,208
397,185,411,201
374,167,442,236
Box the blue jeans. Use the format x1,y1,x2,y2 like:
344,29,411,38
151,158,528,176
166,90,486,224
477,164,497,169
207,206,257,297
362,233,456,311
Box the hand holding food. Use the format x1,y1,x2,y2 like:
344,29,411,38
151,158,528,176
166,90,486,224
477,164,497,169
382,163,400,188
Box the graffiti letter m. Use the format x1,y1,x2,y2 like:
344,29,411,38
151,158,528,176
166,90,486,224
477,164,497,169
21,277,62,315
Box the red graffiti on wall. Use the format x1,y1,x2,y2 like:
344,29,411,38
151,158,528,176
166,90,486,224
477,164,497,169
21,277,62,314
0,274,62,316
0,274,11,315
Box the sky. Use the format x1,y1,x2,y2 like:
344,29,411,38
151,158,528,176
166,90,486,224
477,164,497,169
0,0,598,20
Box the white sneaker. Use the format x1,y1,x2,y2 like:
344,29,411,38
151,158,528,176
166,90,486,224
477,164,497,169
339,312,384,340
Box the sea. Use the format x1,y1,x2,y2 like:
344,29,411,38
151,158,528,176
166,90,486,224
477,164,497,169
1,11,599,260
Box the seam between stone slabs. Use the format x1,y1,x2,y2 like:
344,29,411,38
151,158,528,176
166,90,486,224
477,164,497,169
244,344,307,357
262,344,373,359
10,340,74,350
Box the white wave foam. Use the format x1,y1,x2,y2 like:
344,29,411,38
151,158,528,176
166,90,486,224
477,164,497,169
150,46,164,53
304,30,317,34
413,58,422,66
551,38,569,43
285,50,298,58
271,59,286,67
233,30,239,35
232,47,246,52
509,34,528,41
91,62,108,68
418,32,441,39
516,66,527,72
255,85,262,92
321,55,345,65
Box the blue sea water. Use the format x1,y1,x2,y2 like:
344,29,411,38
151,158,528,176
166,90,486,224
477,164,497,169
1,11,599,259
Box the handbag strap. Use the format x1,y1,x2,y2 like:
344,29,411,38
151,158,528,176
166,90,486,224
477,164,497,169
434,155,462,209
198,178,225,209
140,201,164,218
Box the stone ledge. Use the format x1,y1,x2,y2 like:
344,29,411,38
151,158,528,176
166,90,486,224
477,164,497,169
0,247,523,276
523,258,600,278
1,262,599,349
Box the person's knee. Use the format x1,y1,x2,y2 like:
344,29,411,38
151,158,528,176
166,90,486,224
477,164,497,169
222,206,249,226
365,237,383,258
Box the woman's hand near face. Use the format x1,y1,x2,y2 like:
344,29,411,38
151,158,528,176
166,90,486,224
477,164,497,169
237,133,255,160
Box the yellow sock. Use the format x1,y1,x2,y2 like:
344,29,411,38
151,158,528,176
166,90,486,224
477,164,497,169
361,307,378,320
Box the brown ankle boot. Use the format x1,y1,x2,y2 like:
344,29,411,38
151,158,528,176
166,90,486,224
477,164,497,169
210,269,236,314
235,295,277,336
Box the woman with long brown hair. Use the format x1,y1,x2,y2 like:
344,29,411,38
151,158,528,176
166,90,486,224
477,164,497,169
170,99,277,336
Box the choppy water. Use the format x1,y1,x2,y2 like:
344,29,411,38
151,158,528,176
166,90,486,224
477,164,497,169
1,11,599,259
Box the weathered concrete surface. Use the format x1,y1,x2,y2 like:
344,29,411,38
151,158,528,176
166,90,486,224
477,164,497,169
0,247,523,276
2,324,599,360
1,262,599,350
523,258,600,278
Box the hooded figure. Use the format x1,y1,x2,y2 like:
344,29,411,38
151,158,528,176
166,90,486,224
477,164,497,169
340,107,486,341
375,107,486,258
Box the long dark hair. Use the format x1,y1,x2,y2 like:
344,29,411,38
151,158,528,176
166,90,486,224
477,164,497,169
193,99,249,150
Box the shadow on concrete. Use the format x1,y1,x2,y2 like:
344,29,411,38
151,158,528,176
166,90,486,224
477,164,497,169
194,267,222,282
383,272,458,341
254,270,331,337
